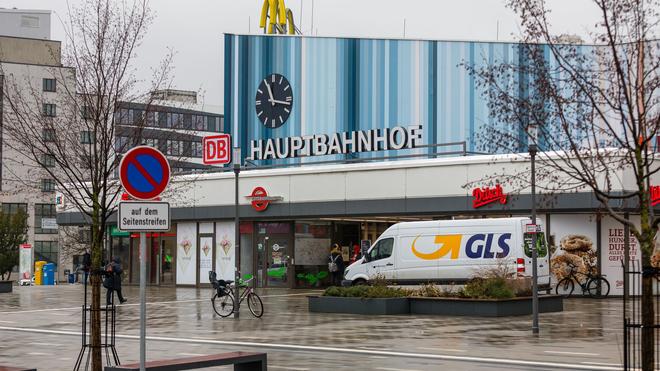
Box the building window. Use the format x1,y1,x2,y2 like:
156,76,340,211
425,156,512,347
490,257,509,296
206,116,216,132
166,140,183,156
41,178,56,192
42,128,55,142
35,241,58,264
80,131,93,144
81,105,92,120
43,103,56,117
42,153,55,167
115,136,129,152
35,204,57,234
132,109,144,125
43,78,56,92
141,138,157,147
191,141,203,157
1,203,27,216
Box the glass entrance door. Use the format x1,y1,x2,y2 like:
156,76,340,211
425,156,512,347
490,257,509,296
255,222,292,288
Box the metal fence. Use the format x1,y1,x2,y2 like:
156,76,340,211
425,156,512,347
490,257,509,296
623,261,660,370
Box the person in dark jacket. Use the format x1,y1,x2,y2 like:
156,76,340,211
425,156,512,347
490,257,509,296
105,257,127,305
81,249,91,285
328,244,345,286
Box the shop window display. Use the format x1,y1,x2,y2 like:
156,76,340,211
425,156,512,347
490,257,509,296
294,221,332,287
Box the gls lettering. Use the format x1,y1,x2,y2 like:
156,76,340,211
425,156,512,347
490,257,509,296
465,233,511,259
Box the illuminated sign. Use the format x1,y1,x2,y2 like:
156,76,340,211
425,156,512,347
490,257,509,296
651,185,660,206
472,184,507,208
249,125,423,160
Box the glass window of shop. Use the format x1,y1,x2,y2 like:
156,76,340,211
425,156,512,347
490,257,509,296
110,226,130,285
294,221,332,288
127,225,176,285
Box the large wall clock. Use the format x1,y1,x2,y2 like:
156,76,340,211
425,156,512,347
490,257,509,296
255,73,293,129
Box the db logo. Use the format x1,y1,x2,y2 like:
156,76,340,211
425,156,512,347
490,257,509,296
203,134,231,165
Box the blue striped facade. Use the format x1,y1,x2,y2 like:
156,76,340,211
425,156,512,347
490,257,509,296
224,34,591,164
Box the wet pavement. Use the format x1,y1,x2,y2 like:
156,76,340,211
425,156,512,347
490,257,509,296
0,284,625,370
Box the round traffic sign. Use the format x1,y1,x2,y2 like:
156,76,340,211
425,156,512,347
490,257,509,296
119,146,170,200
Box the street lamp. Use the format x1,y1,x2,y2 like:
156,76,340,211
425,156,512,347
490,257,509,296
528,123,539,335
233,146,241,319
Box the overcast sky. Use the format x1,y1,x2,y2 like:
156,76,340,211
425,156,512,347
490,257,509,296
1,0,604,110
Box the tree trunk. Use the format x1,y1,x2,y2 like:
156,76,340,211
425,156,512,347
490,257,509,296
90,272,102,371
641,266,656,371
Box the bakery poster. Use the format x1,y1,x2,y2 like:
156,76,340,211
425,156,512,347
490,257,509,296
549,215,598,295
176,222,197,285
215,222,236,281
601,215,641,296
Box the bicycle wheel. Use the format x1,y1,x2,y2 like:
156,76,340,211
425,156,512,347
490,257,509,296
247,292,264,318
212,293,235,317
555,277,575,298
586,277,610,299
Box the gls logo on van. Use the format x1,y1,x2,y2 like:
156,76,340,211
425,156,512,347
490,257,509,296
411,233,511,260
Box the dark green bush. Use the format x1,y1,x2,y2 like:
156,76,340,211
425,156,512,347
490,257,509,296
322,285,407,298
463,277,515,299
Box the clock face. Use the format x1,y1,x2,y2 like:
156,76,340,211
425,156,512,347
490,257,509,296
255,73,293,129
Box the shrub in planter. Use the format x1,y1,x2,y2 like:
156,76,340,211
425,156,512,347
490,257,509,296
323,285,408,298
463,277,515,299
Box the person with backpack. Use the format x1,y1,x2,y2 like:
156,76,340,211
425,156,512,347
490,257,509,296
104,257,127,305
328,244,345,286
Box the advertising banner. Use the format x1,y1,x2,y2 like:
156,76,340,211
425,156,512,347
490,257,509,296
176,223,197,285
199,236,213,274
19,243,32,283
215,222,235,281
549,215,598,295
601,215,641,296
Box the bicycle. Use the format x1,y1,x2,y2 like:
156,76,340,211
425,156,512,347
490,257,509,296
209,271,264,318
555,263,610,299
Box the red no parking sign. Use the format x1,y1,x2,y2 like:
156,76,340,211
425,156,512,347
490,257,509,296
119,146,171,200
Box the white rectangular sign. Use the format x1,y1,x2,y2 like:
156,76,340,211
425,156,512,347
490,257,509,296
41,218,58,230
118,202,170,231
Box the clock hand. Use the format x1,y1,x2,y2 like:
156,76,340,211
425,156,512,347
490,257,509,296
264,81,275,106
270,99,291,106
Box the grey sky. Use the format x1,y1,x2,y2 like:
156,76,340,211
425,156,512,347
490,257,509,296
0,0,603,110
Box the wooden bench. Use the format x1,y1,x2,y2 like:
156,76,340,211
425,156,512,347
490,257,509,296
104,352,267,371
0,367,37,371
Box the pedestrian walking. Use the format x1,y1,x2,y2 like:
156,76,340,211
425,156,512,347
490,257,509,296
328,243,345,286
104,257,127,305
81,249,91,285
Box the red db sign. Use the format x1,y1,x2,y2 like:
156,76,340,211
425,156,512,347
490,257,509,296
203,134,231,165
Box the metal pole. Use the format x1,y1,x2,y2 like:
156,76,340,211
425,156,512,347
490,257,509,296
139,232,146,371
531,148,539,335
234,163,240,319
624,212,630,302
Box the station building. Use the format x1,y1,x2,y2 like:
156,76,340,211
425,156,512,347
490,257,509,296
57,34,658,294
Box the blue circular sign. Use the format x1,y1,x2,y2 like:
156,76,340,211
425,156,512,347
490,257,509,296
119,146,170,200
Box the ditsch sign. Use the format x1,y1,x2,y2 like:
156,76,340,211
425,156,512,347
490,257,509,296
651,185,660,206
246,187,283,211
203,134,231,165
472,184,507,208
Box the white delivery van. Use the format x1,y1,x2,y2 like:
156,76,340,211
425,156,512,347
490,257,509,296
342,217,551,289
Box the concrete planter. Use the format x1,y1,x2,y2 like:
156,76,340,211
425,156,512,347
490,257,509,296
409,295,563,317
0,280,13,293
308,295,563,317
308,296,409,315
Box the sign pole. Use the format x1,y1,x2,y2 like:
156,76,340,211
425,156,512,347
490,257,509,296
233,147,241,319
139,231,147,371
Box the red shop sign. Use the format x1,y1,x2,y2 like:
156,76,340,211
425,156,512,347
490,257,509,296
651,185,660,206
472,184,507,208
246,187,283,212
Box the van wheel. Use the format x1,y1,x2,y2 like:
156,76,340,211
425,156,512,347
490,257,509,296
353,279,367,286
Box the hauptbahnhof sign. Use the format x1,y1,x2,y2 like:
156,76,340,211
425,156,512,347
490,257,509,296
249,125,423,160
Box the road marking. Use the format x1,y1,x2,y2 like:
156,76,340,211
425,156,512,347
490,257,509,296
0,326,622,371
376,368,422,371
544,350,600,356
27,352,52,356
269,366,309,370
0,320,15,323
581,362,624,367
0,292,318,314
417,347,466,353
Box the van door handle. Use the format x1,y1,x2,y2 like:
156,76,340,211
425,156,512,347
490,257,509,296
385,263,394,266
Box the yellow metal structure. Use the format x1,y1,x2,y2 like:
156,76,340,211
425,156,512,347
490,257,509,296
34,260,46,285
259,0,300,35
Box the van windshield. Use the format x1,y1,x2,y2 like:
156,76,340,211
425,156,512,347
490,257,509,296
524,232,548,258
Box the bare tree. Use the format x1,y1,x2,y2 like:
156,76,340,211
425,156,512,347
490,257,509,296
1,1,175,369
465,1,658,368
